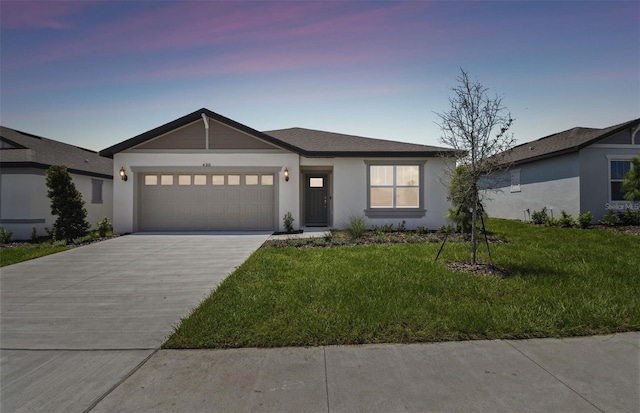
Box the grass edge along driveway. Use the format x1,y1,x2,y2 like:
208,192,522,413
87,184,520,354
164,219,640,349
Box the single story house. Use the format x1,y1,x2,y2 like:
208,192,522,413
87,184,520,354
0,126,114,240
482,118,640,222
99,108,458,233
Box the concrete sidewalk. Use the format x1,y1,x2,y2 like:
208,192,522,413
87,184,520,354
92,332,639,413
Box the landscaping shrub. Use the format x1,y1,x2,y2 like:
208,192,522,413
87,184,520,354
396,220,407,232
416,226,429,234
283,212,295,233
618,208,640,226
558,210,575,228
346,215,366,239
373,223,394,234
531,207,548,225
577,211,594,229
0,225,12,243
97,217,113,237
599,210,618,226
437,225,454,234
45,165,90,242
30,227,38,242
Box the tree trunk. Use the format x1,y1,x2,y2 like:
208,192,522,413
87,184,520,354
471,191,478,265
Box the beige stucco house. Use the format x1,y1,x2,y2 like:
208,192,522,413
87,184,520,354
0,126,113,240
100,108,457,233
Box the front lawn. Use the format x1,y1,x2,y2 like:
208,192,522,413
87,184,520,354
0,243,70,267
164,219,640,348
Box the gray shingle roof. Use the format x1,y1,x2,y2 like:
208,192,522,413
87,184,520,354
1,126,113,178
501,118,640,165
99,108,458,158
263,127,457,156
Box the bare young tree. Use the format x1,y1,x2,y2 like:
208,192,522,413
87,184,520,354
435,68,515,264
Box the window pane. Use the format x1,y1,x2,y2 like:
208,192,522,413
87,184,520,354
371,188,393,208
212,175,224,185
396,187,419,207
370,165,393,186
178,175,191,185
144,175,158,185
611,182,626,201
193,175,207,185
396,166,419,186
261,175,274,186
228,175,240,185
161,175,174,185
611,160,631,180
245,175,258,185
309,177,324,188
91,179,103,203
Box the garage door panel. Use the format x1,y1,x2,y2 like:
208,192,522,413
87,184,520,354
140,173,275,231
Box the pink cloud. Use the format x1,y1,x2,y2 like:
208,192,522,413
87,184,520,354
0,1,90,29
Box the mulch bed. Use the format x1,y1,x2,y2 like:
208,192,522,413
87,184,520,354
444,261,510,278
0,234,121,250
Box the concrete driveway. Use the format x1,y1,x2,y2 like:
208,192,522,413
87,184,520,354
0,232,270,413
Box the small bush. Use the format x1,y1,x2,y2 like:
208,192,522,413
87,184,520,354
346,215,366,239
374,224,394,234
577,211,594,229
531,207,548,225
599,210,618,226
558,210,575,228
324,231,333,243
437,225,454,234
416,226,429,234
97,217,113,237
0,225,12,243
618,208,640,226
30,227,38,242
283,212,295,233
396,220,407,232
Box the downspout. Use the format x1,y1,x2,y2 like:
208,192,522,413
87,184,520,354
202,113,210,150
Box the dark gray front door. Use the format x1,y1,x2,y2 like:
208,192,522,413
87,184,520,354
305,174,328,226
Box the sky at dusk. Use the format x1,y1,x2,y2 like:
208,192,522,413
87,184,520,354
1,1,639,152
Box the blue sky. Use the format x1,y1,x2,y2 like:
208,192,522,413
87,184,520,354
1,1,638,152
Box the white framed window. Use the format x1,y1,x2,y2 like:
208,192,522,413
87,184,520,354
510,169,521,193
245,175,258,185
365,162,425,218
610,159,632,201
228,175,240,185
178,175,191,185
193,175,207,185
160,175,174,185
261,175,274,186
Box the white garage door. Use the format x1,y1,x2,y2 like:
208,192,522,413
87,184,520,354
139,173,275,231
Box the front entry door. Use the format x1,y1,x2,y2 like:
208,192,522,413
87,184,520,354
305,174,328,226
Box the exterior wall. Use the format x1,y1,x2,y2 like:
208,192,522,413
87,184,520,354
580,145,640,220
331,157,451,230
0,168,113,240
113,151,299,233
482,153,581,220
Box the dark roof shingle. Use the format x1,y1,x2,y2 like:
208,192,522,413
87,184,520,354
1,126,113,178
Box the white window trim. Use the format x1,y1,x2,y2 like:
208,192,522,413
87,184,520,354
364,160,426,218
606,155,635,202
510,169,521,193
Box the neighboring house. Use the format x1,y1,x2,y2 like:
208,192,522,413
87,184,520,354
482,118,640,222
0,126,113,240
99,108,457,233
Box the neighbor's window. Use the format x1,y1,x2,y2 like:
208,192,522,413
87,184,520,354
510,169,521,193
91,179,103,204
369,165,419,208
610,160,631,201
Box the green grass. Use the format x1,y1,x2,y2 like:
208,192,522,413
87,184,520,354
1,243,70,267
164,219,640,348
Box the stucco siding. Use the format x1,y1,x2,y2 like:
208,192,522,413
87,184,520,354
0,168,113,240
483,153,581,220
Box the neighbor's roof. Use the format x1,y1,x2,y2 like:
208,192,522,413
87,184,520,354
99,108,458,158
501,118,640,165
0,126,113,178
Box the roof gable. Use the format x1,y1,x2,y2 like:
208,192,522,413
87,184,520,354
0,126,113,178
501,118,640,165
100,108,457,158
